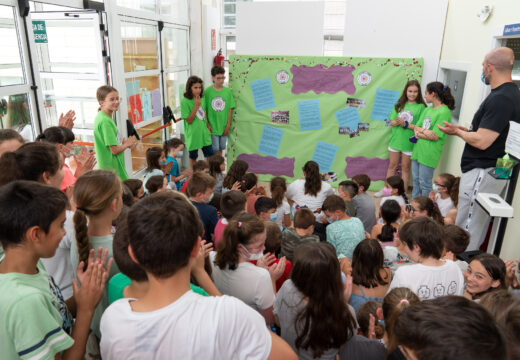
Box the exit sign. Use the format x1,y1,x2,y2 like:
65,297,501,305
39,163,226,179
32,21,48,43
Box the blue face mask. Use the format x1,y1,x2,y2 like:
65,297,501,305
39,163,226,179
327,217,335,224
378,319,385,327
269,213,278,222
432,183,439,193
481,71,487,84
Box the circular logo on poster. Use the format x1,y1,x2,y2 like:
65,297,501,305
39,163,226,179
211,97,226,112
398,110,413,124
357,71,372,86
276,70,290,84
196,107,206,121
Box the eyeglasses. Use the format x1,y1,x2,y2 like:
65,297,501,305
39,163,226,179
434,182,447,188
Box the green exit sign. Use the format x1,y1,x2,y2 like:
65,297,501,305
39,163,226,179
32,21,48,43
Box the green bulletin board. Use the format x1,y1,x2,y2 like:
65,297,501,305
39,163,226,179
227,55,423,190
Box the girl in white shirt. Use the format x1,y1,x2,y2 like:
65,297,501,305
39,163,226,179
430,173,459,218
270,176,291,229
380,176,408,207
210,213,286,324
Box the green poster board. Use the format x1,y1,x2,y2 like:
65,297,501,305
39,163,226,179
32,21,48,44
227,55,423,190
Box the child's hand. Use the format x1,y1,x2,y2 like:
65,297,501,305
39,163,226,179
505,259,519,289
257,253,276,269
368,314,377,339
343,273,352,302
58,110,76,129
194,96,202,108
192,240,213,272
429,191,436,202
73,259,108,312
340,257,352,276
182,168,193,177
76,247,113,286
268,257,286,281
230,181,242,191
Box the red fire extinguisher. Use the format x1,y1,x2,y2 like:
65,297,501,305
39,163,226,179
213,48,224,67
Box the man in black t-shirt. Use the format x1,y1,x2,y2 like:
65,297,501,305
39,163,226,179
439,47,520,250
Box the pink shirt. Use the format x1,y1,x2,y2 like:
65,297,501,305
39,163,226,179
60,164,77,192
213,218,228,247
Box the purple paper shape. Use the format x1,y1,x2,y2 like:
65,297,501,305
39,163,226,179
345,156,390,181
237,153,295,177
151,89,162,117
290,64,356,95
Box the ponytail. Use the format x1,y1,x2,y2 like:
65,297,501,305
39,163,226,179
387,175,408,204
378,224,396,243
378,200,401,243
414,196,444,225
0,142,60,186
426,82,455,110
270,176,287,206
303,161,321,196
73,209,90,270
215,213,264,270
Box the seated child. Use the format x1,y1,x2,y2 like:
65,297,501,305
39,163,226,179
188,172,218,243
222,159,249,193
209,154,226,194
394,296,506,360
254,196,278,222
208,192,222,218
249,221,292,292
143,147,168,193
242,173,267,215
281,208,320,262
123,178,144,202
351,174,376,232
145,175,167,194
464,253,507,300
371,199,401,246
356,301,384,340
270,176,291,229
0,181,107,359
0,128,24,156
214,190,246,247
100,191,296,359
441,225,470,273
164,138,192,190
322,195,365,260
388,217,464,300
430,173,458,217
338,180,359,217
379,176,408,207
181,159,209,194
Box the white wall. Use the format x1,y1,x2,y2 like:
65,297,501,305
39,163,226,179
202,4,221,83
236,1,324,56
343,0,448,88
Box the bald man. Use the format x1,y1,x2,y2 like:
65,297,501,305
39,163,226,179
439,47,520,250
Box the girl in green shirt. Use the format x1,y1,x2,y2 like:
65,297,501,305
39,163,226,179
410,82,455,199
384,80,426,194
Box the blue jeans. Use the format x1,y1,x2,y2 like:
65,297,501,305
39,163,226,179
412,160,435,200
211,135,228,153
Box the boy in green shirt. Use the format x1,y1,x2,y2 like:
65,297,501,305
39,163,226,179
205,66,236,156
0,181,109,360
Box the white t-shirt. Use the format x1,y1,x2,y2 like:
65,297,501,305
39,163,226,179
380,195,406,207
435,194,455,217
388,260,464,300
274,201,290,229
286,179,334,219
100,291,272,360
209,251,275,311
41,210,75,299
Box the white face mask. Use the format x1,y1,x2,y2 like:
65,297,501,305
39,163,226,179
240,244,264,261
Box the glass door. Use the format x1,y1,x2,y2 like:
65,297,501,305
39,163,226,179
29,8,109,144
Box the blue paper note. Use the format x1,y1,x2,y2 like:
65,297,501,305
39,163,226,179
371,88,400,121
142,91,152,120
126,80,140,97
298,99,322,131
151,89,162,117
258,125,284,157
250,78,276,111
335,107,361,129
312,141,338,173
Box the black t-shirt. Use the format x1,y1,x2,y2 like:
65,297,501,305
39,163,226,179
191,201,218,243
461,82,520,173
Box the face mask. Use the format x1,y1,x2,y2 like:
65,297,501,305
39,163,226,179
382,187,393,196
378,319,386,327
160,160,166,166
481,71,486,84
205,192,214,204
240,244,264,261
269,213,278,222
432,183,439,193
326,216,336,224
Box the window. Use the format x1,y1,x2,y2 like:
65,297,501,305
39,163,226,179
121,21,159,72
0,93,34,141
117,0,156,13
0,5,24,86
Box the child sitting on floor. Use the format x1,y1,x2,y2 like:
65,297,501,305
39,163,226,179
281,208,320,262
214,190,246,247
338,180,359,217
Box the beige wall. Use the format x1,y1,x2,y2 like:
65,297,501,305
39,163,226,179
438,0,520,259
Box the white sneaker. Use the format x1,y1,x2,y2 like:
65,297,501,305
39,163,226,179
374,190,385,198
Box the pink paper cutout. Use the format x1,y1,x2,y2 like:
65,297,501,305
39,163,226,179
345,156,390,181
290,64,356,95
237,153,295,177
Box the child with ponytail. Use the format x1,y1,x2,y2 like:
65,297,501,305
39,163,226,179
371,200,400,245
211,213,286,324
72,170,122,340
380,175,408,207
411,82,455,199
430,172,460,217
270,176,291,229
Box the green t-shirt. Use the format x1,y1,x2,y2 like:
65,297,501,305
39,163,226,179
388,102,426,152
411,105,452,168
204,86,236,136
108,273,209,304
0,258,74,359
94,111,129,180
181,97,212,151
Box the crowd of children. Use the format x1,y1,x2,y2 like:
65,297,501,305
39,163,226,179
1,66,520,360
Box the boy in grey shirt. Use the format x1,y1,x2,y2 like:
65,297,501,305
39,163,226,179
352,174,376,232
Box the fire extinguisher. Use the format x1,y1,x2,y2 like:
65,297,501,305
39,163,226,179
213,48,224,67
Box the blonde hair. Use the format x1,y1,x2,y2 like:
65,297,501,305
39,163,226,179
97,85,118,111
73,170,121,269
